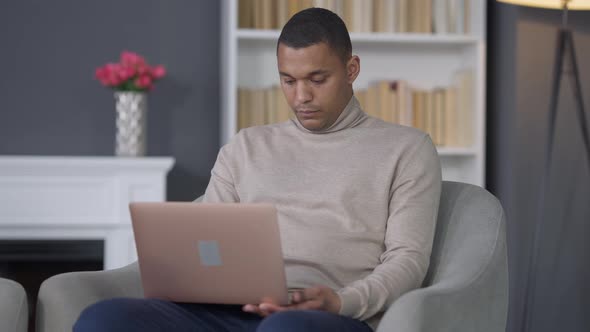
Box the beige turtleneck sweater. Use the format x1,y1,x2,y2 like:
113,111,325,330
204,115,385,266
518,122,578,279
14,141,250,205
202,96,442,329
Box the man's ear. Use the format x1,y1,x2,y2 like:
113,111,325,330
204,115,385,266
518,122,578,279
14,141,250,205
346,55,360,84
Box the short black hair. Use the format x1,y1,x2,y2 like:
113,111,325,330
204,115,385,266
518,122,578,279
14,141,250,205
277,7,352,63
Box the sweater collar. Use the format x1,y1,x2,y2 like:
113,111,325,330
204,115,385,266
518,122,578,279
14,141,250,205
291,96,367,134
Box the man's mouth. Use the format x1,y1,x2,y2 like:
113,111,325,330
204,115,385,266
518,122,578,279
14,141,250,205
297,109,318,114
297,110,319,119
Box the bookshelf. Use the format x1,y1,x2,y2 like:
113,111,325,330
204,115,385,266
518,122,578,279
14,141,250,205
221,0,486,187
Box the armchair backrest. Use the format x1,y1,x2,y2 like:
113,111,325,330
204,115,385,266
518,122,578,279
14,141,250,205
423,181,508,305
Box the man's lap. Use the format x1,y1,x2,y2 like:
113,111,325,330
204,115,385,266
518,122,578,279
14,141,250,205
73,298,372,332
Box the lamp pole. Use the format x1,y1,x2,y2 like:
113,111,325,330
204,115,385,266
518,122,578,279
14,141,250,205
522,1,590,331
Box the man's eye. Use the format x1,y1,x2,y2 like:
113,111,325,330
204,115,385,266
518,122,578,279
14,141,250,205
311,79,325,84
283,80,295,85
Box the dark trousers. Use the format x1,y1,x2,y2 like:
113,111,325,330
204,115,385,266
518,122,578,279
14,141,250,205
73,298,373,332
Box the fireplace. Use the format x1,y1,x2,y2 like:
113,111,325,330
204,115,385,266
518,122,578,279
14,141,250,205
0,240,104,332
0,156,173,330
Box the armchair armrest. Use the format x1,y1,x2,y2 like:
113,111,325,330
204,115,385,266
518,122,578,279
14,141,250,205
0,278,28,332
36,262,142,332
376,225,508,332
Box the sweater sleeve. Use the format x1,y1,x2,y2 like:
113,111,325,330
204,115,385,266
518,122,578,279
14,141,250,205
337,134,442,321
202,142,240,203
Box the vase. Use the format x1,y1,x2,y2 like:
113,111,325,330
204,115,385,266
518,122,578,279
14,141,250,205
114,91,147,157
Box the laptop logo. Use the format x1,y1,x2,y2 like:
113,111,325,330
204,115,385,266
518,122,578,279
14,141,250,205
198,240,222,266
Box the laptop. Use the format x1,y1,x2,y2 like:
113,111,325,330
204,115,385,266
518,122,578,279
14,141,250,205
129,202,290,306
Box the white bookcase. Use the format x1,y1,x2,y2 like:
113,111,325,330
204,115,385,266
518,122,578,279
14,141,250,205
221,0,486,187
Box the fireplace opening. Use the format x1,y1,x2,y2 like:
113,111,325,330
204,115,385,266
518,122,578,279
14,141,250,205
0,240,103,332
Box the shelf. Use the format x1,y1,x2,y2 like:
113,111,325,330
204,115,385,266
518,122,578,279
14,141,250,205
237,29,478,45
436,147,479,156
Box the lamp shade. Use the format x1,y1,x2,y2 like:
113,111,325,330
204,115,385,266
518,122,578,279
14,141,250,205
498,0,590,9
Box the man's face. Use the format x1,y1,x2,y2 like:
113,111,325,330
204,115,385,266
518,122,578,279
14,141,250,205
277,42,359,131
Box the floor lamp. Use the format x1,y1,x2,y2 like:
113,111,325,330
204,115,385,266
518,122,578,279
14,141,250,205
497,1,590,331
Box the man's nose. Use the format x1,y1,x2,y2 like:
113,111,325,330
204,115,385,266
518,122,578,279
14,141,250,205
295,82,312,104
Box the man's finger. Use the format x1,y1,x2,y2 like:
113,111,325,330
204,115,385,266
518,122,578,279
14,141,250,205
301,287,322,300
242,304,265,316
291,291,304,303
259,302,288,313
287,299,323,311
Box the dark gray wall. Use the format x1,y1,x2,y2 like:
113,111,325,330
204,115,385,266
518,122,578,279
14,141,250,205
0,0,221,201
488,3,590,332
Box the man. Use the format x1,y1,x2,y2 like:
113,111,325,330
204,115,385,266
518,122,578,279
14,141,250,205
74,7,441,332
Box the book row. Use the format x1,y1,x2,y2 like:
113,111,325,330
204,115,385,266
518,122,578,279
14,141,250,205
237,70,473,147
239,0,471,34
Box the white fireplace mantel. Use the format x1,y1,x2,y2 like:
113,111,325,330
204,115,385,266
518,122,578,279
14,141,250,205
0,156,175,270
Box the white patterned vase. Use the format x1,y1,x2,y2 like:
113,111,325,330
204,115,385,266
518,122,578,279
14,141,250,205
114,92,147,157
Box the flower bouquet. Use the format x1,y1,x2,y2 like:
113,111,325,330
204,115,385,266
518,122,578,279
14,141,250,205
95,51,166,91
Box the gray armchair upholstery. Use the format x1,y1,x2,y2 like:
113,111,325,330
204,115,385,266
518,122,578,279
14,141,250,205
36,263,142,332
376,181,508,332
0,277,28,332
36,181,508,332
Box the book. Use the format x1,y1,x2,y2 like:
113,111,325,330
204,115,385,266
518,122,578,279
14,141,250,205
433,88,445,146
288,0,302,20
455,69,474,146
395,80,413,127
396,0,408,33
377,80,394,123
433,0,448,34
447,0,466,34
342,0,354,31
424,89,434,141
277,0,290,29
238,0,254,28
314,0,344,18
265,87,277,124
384,0,396,33
360,0,373,33
274,85,292,123
412,90,424,132
238,88,250,129
422,0,433,33
366,82,380,119
464,0,471,34
251,89,266,126
444,86,457,146
355,89,368,111
261,0,275,30
408,0,420,33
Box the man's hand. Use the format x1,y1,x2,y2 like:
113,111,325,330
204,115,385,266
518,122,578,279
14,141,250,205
242,286,341,317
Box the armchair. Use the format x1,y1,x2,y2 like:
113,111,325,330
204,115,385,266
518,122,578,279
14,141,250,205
36,181,508,332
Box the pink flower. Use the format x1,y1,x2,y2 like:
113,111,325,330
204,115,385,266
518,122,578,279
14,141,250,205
95,64,122,87
135,74,152,89
95,67,110,85
151,65,166,79
108,75,122,86
120,51,145,67
136,64,150,75
117,66,136,81
104,63,122,86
